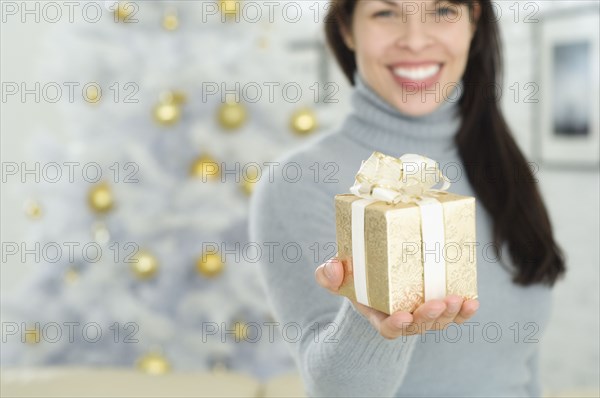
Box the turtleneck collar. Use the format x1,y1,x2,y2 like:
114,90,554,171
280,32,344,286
339,70,463,158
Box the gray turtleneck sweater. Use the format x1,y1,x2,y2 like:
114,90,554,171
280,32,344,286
249,71,552,397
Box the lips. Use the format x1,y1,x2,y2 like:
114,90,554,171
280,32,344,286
389,62,444,89
392,64,441,80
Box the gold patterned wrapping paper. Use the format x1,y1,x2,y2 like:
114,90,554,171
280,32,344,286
335,192,478,315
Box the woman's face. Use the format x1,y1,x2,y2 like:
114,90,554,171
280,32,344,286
343,0,479,116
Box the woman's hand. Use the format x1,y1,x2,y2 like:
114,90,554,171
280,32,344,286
315,256,480,340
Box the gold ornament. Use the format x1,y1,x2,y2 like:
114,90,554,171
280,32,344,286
91,222,111,245
88,182,114,213
190,154,220,181
24,324,41,345
162,9,179,31
114,1,135,21
153,102,181,126
234,321,248,341
290,108,318,136
24,200,42,219
160,90,187,105
136,352,171,375
130,250,159,280
84,85,100,104
240,166,259,196
196,251,224,277
64,268,79,284
240,179,256,196
217,100,247,131
153,90,186,126
219,0,240,20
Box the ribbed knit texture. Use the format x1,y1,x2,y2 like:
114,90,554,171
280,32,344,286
249,70,552,397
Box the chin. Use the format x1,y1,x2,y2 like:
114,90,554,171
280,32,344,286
393,100,441,118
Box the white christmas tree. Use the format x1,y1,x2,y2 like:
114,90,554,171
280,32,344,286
1,0,348,381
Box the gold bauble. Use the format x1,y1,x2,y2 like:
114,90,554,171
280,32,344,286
240,166,259,196
220,0,240,19
162,13,179,31
24,200,42,219
160,90,187,105
85,85,100,104
88,182,114,213
153,102,181,126
91,221,111,245
24,325,41,345
196,252,224,277
64,268,79,284
114,2,134,21
136,352,171,375
240,179,256,196
153,90,186,126
234,321,248,341
190,154,220,181
217,101,247,130
130,250,159,280
290,108,318,136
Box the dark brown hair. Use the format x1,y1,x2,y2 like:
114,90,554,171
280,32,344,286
325,0,565,286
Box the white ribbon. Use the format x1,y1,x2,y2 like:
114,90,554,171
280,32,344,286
416,197,447,301
349,152,449,307
351,199,376,306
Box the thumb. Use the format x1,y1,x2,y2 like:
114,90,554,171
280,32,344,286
323,257,345,288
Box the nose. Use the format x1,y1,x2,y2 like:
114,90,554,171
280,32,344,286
394,18,434,53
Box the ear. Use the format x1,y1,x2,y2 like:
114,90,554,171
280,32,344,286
340,24,356,51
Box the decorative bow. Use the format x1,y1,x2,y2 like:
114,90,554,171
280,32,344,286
349,152,451,204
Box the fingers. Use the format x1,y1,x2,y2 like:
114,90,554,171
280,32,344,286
316,258,480,340
348,297,478,340
411,299,447,332
347,298,414,340
314,257,345,293
453,299,480,324
351,299,387,325
377,311,415,339
432,295,464,330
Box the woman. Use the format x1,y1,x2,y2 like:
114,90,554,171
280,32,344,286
249,0,565,396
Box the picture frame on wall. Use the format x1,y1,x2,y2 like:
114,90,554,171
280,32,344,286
534,6,600,168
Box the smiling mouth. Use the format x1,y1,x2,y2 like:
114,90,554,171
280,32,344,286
391,63,443,80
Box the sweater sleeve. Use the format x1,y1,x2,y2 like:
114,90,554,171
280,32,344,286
248,162,419,398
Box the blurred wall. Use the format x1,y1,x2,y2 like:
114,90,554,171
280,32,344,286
497,2,599,392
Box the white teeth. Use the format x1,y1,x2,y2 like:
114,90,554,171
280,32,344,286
393,64,440,80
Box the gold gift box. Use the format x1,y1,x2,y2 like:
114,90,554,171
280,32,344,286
334,192,478,315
